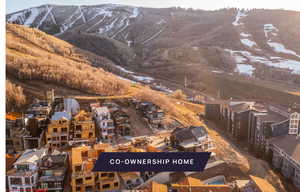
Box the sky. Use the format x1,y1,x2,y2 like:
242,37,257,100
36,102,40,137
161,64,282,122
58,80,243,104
6,0,300,14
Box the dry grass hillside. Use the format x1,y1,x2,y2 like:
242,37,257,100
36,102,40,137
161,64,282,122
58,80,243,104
6,79,26,111
6,24,130,97
6,24,202,125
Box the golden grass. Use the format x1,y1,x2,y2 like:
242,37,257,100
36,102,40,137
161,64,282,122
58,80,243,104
6,80,26,110
288,92,300,96
6,24,203,126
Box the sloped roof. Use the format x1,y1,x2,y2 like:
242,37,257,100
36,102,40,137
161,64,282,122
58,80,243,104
51,111,71,121
190,126,207,138
174,129,196,142
257,111,287,123
178,176,204,186
250,175,276,192
14,148,48,165
94,107,110,114
151,181,168,192
64,98,80,115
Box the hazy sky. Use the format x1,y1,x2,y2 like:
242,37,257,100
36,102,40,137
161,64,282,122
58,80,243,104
6,0,300,13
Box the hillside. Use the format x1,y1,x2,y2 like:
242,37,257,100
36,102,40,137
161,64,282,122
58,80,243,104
6,5,300,84
6,24,201,125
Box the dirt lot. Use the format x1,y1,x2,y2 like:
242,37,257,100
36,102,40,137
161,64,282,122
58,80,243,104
124,106,153,137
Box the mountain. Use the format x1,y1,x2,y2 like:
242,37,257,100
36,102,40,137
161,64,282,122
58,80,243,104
6,5,300,107
7,5,300,84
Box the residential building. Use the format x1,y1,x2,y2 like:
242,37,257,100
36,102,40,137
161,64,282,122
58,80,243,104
93,107,115,141
248,104,290,156
71,143,120,192
23,117,46,150
268,134,300,189
37,150,68,192
6,112,26,153
119,172,144,189
137,102,165,129
26,100,52,117
72,110,96,142
46,112,71,148
219,100,267,142
170,126,214,152
7,148,48,192
112,110,131,136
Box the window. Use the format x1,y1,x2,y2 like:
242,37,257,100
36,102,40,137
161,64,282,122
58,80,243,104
76,178,83,185
108,173,115,178
89,132,93,137
86,176,92,180
101,173,108,177
54,181,61,188
102,184,110,189
62,128,67,132
31,176,34,184
75,165,81,172
85,186,93,191
17,164,29,171
76,186,81,192
76,125,82,131
10,177,22,185
25,177,30,184
81,151,88,158
41,183,48,189
114,182,119,187
53,128,58,133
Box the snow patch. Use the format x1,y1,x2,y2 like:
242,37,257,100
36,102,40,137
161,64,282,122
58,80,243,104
78,6,87,23
225,49,300,74
37,5,54,29
240,39,257,48
264,24,300,58
132,75,154,83
129,7,139,18
232,10,248,26
235,64,255,76
240,32,251,37
24,8,40,27
157,19,166,25
115,65,134,74
142,29,163,44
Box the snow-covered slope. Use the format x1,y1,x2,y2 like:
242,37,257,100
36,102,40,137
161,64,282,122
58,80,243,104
6,4,167,45
7,6,300,82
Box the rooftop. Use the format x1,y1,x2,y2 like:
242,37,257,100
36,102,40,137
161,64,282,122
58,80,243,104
119,172,140,180
269,135,300,163
94,107,110,114
250,175,277,192
14,148,48,166
51,111,71,121
151,181,168,192
257,111,287,123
